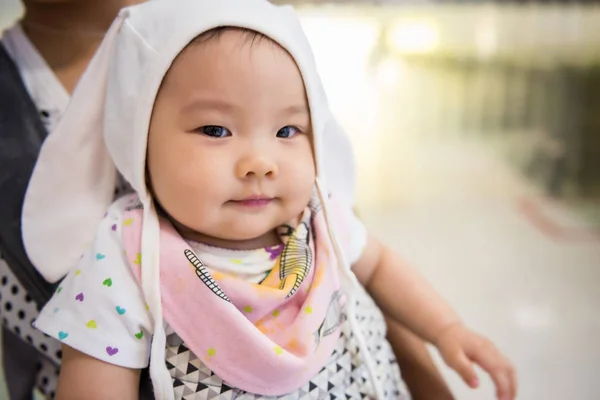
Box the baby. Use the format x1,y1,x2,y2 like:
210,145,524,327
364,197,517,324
22,0,516,399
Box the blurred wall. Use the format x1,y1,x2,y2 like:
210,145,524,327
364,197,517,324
295,3,600,207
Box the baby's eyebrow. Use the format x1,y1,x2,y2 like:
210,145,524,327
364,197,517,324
181,98,235,114
281,104,309,116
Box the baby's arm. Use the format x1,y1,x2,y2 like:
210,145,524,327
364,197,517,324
350,206,454,399
57,345,140,400
33,197,154,400
353,235,516,400
353,236,460,341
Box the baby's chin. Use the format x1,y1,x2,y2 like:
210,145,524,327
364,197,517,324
217,228,282,249
181,224,283,250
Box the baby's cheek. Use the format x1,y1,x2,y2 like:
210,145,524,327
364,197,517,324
283,171,313,206
285,152,315,189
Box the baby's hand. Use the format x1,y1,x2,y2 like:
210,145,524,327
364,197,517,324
435,323,517,400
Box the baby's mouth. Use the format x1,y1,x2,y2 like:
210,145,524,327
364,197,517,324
229,195,275,208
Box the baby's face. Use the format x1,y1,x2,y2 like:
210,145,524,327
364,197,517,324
147,29,315,249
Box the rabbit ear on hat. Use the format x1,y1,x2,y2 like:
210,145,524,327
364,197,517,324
21,11,129,283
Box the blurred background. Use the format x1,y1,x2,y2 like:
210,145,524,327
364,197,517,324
283,3,600,399
2,0,600,399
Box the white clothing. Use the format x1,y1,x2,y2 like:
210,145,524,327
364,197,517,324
2,24,69,134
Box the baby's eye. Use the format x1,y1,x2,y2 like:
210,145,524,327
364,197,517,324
276,126,300,138
198,125,231,138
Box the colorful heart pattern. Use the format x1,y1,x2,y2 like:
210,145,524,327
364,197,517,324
46,212,142,364
86,320,97,329
106,347,119,356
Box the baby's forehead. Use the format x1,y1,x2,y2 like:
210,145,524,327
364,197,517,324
158,27,308,103
169,27,290,72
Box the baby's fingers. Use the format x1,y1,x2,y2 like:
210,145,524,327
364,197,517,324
442,348,480,389
468,339,516,400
